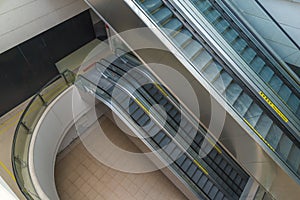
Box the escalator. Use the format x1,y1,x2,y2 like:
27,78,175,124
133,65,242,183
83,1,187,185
76,54,251,199
123,0,300,180
172,0,300,127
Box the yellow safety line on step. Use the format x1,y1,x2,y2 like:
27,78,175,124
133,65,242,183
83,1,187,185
0,161,16,182
193,159,209,175
243,118,275,152
134,98,150,115
259,91,288,123
154,83,168,97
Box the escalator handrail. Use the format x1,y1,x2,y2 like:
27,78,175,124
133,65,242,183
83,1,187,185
76,74,212,199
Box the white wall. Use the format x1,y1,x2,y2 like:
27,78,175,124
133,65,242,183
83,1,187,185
231,0,300,67
0,0,88,53
29,86,92,200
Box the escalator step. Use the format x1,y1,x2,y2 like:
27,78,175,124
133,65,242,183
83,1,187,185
224,165,232,176
197,175,208,188
203,181,214,194
229,170,237,181
206,9,221,24
259,66,274,83
269,75,283,92
153,7,172,24
148,124,161,136
276,134,293,159
215,191,225,200
173,29,193,47
254,114,273,138
233,92,253,117
132,108,146,121
286,94,300,112
142,0,163,13
208,186,219,199
278,85,292,102
197,0,212,13
169,108,178,118
250,56,265,73
187,163,198,177
154,131,166,144
183,40,203,59
182,158,193,171
171,148,183,161
215,19,230,33
174,113,181,124
164,142,177,154
224,82,243,104
203,62,223,82
287,145,300,172
193,51,213,72
223,28,239,44
232,37,247,53
242,47,256,63
265,124,282,149
192,170,203,183
208,149,218,160
137,114,151,126
213,71,233,93
163,18,183,35
160,136,171,147
176,154,187,166
244,103,263,127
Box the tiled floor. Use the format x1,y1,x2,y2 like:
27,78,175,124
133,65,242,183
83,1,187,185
55,117,188,200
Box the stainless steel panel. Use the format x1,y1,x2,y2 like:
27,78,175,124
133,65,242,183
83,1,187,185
84,1,300,199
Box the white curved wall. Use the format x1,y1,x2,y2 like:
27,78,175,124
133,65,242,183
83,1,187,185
29,86,91,200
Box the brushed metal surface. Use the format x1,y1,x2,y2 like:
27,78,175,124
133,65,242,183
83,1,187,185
84,1,300,199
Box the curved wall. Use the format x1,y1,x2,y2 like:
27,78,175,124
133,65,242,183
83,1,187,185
29,86,91,199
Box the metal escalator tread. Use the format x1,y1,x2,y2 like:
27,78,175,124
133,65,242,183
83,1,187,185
287,145,300,172
193,51,213,71
276,134,293,159
189,0,300,120
244,103,263,127
241,47,256,64
259,66,274,83
118,64,247,200
278,85,292,102
206,9,221,24
162,18,183,35
183,40,203,59
223,82,243,105
195,0,212,13
214,19,230,34
152,7,173,24
287,94,300,112
232,37,247,53
142,0,163,13
136,77,249,197
212,71,233,93
269,74,283,93
222,28,239,44
254,114,273,138
173,29,193,47
203,62,223,82
250,56,265,74
233,93,253,117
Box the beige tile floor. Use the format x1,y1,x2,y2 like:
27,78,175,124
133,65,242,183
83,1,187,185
55,117,188,200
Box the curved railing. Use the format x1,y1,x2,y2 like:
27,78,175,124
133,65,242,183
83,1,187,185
11,70,75,200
